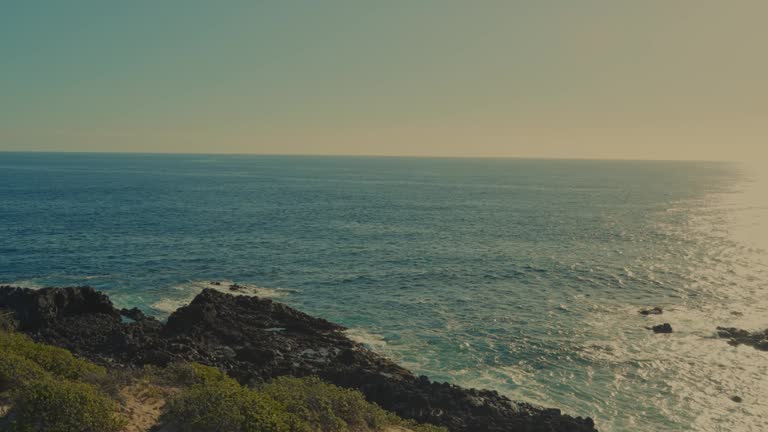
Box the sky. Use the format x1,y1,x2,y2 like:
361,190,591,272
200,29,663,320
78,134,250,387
1,1,766,161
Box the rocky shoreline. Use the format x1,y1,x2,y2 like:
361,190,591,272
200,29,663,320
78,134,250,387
0,285,596,432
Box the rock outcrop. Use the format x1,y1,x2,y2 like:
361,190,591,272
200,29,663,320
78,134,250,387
717,327,768,351
638,307,663,315
0,285,597,432
650,323,673,334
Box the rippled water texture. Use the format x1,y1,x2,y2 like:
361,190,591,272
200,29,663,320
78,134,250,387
1,153,766,431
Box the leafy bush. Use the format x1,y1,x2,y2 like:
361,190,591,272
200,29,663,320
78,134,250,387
0,331,104,380
0,329,123,431
81,366,140,399
141,361,224,388
182,361,231,384
8,377,125,432
261,376,448,432
261,375,395,431
0,351,46,391
163,364,447,432
399,421,450,432
165,364,299,432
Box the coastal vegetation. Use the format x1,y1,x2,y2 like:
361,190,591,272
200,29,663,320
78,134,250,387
0,324,125,432
0,315,445,432
0,285,599,431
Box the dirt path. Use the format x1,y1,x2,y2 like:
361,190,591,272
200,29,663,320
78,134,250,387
118,384,177,432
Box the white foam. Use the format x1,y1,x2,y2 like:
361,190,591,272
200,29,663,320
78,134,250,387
205,280,287,298
0,280,45,290
345,328,389,351
149,280,291,315
150,297,189,314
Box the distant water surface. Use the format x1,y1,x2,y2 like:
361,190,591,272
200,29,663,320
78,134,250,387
1,153,767,431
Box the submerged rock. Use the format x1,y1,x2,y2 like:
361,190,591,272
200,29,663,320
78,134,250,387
228,283,245,292
0,285,596,432
716,327,768,351
731,395,743,403
639,307,663,315
120,307,148,322
651,323,673,334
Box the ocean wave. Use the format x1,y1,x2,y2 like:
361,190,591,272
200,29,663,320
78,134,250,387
1,274,116,289
0,279,46,290
343,328,435,374
149,280,291,315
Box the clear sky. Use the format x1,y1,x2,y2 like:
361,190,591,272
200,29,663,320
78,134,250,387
1,1,766,160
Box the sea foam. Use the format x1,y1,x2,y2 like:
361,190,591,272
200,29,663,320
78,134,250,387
150,280,289,315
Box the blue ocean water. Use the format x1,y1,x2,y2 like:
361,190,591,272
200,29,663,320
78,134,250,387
1,153,767,431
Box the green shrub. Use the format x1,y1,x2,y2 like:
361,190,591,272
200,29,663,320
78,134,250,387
401,421,450,432
0,331,104,380
261,376,395,432
81,366,139,398
162,365,448,432
260,376,448,432
186,361,231,384
8,377,125,432
0,352,46,391
144,361,227,388
165,365,298,432
0,329,123,431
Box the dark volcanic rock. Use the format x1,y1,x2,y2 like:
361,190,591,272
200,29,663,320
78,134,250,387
121,307,149,321
639,307,663,315
228,283,245,292
717,327,768,351
651,323,673,334
0,286,117,330
0,286,597,432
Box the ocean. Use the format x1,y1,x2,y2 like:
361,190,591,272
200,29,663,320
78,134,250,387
1,152,766,431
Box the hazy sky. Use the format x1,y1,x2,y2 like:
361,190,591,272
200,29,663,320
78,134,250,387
1,1,766,160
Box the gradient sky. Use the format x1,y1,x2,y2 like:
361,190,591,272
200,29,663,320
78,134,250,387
1,1,766,160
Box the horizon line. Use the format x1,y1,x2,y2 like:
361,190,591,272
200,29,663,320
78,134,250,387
0,149,740,164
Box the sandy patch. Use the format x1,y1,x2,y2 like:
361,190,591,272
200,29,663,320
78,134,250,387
118,383,178,432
